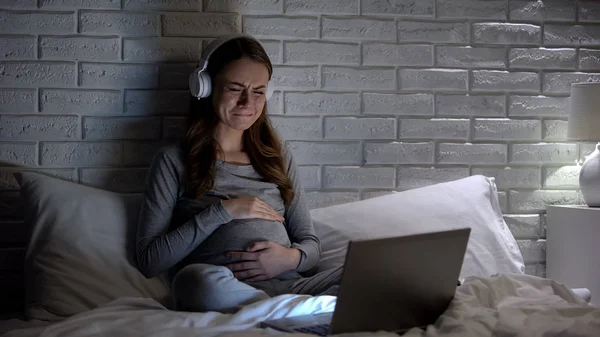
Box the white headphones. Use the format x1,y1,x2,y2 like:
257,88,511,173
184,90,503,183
188,33,273,100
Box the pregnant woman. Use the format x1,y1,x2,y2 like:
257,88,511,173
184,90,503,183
135,33,341,313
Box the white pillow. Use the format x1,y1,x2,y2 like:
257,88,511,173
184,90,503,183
310,175,525,281
15,172,171,322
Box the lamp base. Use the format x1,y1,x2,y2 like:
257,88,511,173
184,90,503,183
580,143,600,207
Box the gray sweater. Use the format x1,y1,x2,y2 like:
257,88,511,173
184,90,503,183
135,144,321,280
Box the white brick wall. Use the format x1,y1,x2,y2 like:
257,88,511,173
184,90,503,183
1,0,599,280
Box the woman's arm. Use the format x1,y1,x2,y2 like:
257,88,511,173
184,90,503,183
283,149,321,273
135,146,232,278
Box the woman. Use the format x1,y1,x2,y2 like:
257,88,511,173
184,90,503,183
135,34,341,313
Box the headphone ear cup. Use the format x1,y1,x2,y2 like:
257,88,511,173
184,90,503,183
265,84,274,101
197,71,212,98
188,68,201,98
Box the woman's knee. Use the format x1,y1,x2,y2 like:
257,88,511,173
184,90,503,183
171,264,234,312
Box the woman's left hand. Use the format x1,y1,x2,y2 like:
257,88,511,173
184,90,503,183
225,241,301,282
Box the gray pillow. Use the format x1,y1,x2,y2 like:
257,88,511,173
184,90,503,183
15,171,171,322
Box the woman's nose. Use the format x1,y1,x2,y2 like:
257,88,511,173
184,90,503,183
236,90,251,106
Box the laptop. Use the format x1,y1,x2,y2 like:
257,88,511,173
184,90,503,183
260,228,471,336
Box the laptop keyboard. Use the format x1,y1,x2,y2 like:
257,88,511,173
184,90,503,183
293,323,331,336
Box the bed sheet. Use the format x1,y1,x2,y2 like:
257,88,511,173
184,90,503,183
2,274,599,337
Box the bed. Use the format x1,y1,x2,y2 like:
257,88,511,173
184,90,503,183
1,172,599,337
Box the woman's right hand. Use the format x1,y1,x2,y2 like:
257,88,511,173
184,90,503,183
221,197,285,222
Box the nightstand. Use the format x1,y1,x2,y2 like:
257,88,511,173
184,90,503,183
546,205,600,307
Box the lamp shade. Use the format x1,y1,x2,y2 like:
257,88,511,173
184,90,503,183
568,82,600,142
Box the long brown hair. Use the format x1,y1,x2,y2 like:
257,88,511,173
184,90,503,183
182,37,294,205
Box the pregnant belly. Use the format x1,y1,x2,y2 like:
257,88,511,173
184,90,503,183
187,219,292,265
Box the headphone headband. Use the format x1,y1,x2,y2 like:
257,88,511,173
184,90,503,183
198,33,264,73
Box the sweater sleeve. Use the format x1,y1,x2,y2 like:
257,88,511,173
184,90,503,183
135,146,232,278
283,149,322,273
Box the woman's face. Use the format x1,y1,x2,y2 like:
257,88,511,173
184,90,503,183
212,58,270,131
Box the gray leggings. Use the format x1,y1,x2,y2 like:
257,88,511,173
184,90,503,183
171,264,343,313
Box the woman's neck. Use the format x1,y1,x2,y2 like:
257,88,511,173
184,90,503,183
214,123,244,153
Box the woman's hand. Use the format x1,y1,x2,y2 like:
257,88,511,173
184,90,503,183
225,241,301,282
221,197,284,222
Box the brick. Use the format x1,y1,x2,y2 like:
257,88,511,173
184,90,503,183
297,165,320,189
159,63,196,89
0,89,35,113
0,143,36,166
287,141,361,165
399,69,467,91
304,191,359,210
543,73,600,94
0,168,75,190
0,36,35,61
40,89,121,115
437,0,506,19
322,17,395,41
285,0,356,14
0,115,79,140
41,0,120,8
271,66,318,88
472,167,540,189
579,2,600,22
0,62,75,88
284,41,359,65
125,0,199,10
504,215,541,239
124,90,189,115
284,92,360,115
243,16,317,38
260,40,281,64
581,143,597,161
543,166,579,189
544,25,600,46
509,48,576,69
400,118,469,140
518,240,546,264
473,23,541,45
325,117,396,140
323,67,395,90
80,11,158,36
580,49,600,70
472,71,539,92
524,263,546,278
0,10,74,34
205,0,280,13
361,0,433,16
269,116,321,140
473,119,541,141
509,190,580,213
364,142,434,164
163,117,186,141
40,141,123,167
511,143,577,164
509,96,568,117
362,190,397,199
40,36,119,61
437,143,507,164
123,141,167,166
79,168,148,193
323,166,395,189
436,46,505,69
123,38,202,62
0,0,36,7
80,63,158,89
267,91,282,115
543,120,567,141
509,0,575,21
163,13,239,37
83,117,161,140
397,21,468,43
363,43,432,66
397,166,469,190
436,94,505,117
363,93,433,116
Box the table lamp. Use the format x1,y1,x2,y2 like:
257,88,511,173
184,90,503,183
568,82,600,207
